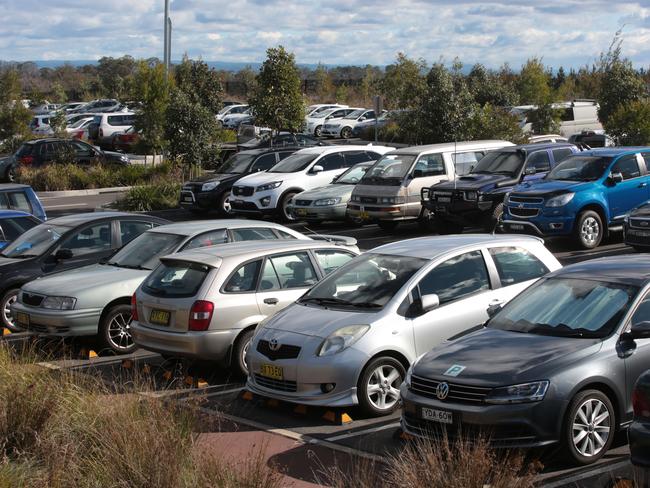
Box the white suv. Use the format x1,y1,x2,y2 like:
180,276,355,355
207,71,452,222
217,104,249,122
304,107,360,137
230,145,394,221
94,112,136,144
321,109,384,138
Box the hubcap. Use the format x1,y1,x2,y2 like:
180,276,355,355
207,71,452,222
366,364,402,411
283,195,296,221
222,195,232,214
108,312,133,350
315,126,322,137
581,217,600,245
2,293,17,328
241,339,251,372
572,398,611,457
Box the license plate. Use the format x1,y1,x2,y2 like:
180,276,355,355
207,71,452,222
260,364,283,380
183,196,193,203
234,199,244,204
359,211,370,220
15,312,29,326
509,224,524,231
296,208,308,216
149,309,170,326
629,230,650,237
437,197,451,203
422,407,453,424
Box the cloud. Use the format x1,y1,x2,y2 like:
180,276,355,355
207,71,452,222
0,0,649,68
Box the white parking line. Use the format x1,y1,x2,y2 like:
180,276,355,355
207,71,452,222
323,421,400,442
539,459,630,488
44,203,89,209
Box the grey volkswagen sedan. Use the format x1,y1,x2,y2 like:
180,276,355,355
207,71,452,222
401,255,650,466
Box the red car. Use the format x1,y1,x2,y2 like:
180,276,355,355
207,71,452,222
111,127,140,153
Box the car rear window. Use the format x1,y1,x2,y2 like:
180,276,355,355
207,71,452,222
15,144,33,157
143,260,212,298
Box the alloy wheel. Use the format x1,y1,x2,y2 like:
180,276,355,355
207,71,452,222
107,312,134,351
572,398,611,457
241,338,251,373
365,364,402,411
2,293,17,329
580,217,600,246
221,194,233,215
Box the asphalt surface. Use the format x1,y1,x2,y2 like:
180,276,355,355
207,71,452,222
22,192,645,486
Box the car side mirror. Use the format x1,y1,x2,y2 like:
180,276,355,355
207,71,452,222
524,167,537,176
311,165,324,174
626,321,650,340
487,302,503,318
610,172,624,184
421,294,440,314
54,248,73,261
412,170,423,179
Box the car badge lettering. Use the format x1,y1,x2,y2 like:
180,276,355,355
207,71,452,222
436,382,449,400
443,365,466,377
269,338,281,352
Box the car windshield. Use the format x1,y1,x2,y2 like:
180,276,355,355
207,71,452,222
300,253,427,310
217,106,236,115
217,154,256,174
70,118,91,128
268,153,318,173
360,154,416,185
472,150,524,176
344,109,365,119
488,277,638,338
106,232,184,271
336,164,371,184
1,223,70,258
546,156,613,182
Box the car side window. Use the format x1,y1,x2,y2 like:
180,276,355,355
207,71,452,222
552,148,573,163
526,151,551,172
451,151,482,176
231,227,277,241
412,154,445,178
7,192,32,214
224,260,262,293
269,252,317,289
182,229,228,250
279,151,294,161
345,151,371,165
641,153,650,173
489,247,549,286
365,151,382,161
418,251,490,305
71,141,93,157
119,220,154,246
275,229,297,239
612,155,641,180
258,260,281,291
318,153,346,171
0,217,38,241
251,153,277,172
631,295,650,327
314,250,355,275
57,222,112,257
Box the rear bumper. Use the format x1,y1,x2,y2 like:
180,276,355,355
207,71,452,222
11,302,102,336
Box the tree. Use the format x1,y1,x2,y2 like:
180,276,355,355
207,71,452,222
468,104,525,143
49,82,67,103
97,56,137,98
381,53,427,109
174,56,224,114
606,100,650,145
518,58,560,134
467,63,518,107
249,46,304,133
313,63,334,101
234,66,257,98
0,69,32,153
131,61,171,157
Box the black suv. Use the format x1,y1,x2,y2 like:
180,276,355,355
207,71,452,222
422,143,578,233
237,132,327,151
180,147,300,215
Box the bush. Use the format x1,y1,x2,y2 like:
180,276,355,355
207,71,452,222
605,99,650,146
114,179,181,211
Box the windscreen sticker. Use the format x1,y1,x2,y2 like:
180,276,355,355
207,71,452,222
443,365,466,377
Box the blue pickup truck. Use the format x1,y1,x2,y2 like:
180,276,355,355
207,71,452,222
502,148,650,249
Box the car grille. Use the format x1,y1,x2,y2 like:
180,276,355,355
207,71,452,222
253,374,297,392
508,207,540,218
256,340,301,360
182,183,202,192
358,196,378,204
508,195,544,204
232,186,254,197
629,218,650,229
295,199,312,207
22,293,44,307
410,375,492,404
229,201,259,211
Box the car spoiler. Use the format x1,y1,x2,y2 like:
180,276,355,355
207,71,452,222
309,234,358,246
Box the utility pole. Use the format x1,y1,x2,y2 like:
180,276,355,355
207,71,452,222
166,17,172,72
163,0,170,73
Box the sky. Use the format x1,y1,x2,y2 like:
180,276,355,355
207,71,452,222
1,0,650,69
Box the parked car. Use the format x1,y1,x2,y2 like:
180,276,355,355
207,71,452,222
180,147,300,216
230,145,394,221
247,234,560,416
1,212,168,331
401,255,650,465
624,202,650,252
288,162,373,223
351,110,399,138
528,134,569,144
29,115,53,135
512,100,603,137
0,211,41,250
306,104,348,117
13,220,310,354
65,117,94,141
502,148,650,249
304,107,359,137
237,132,326,151
89,112,136,146
568,131,616,148
348,140,514,231
423,143,579,233
13,138,130,170
630,369,650,484
131,239,360,375
216,104,249,122
31,103,60,115
111,127,140,152
321,109,384,139
59,102,87,113
0,184,46,221
70,99,121,114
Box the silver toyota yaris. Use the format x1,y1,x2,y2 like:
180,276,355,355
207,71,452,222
246,234,561,416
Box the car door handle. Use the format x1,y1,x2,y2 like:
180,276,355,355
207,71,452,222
639,183,648,188
264,298,279,305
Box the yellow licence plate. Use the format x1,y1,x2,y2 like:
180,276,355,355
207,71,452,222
149,309,170,326
296,208,308,216
260,364,284,380
15,312,29,326
359,211,370,220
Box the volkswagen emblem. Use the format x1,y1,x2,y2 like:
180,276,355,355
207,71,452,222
436,382,450,400
268,338,281,352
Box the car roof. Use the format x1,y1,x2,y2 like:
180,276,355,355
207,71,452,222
47,211,161,227
149,219,307,237
369,234,544,260
577,147,650,158
388,140,512,155
501,142,575,151
547,255,650,287
237,147,301,156
0,210,34,219
295,144,394,155
0,183,30,190
161,240,350,267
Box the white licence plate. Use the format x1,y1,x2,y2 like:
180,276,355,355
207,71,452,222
183,196,193,202
509,224,524,231
437,197,451,203
630,230,650,237
421,407,453,424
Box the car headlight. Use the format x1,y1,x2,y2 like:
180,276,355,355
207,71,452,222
351,195,360,203
545,193,574,207
256,181,283,192
378,196,405,204
318,325,370,356
485,381,549,404
314,198,341,206
42,296,76,310
464,191,478,201
201,181,219,192
503,192,511,204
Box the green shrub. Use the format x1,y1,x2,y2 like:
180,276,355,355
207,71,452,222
114,179,181,211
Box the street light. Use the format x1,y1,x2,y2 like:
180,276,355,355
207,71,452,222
163,0,171,73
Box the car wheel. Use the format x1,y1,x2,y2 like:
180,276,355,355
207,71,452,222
574,210,603,249
218,191,233,217
378,221,399,232
314,126,323,137
484,203,503,232
5,166,16,183
99,304,136,355
563,389,615,465
1,288,21,332
358,356,406,417
232,329,254,376
340,127,352,139
279,192,298,222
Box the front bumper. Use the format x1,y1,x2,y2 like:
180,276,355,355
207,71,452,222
289,203,347,222
629,420,650,467
179,189,220,210
347,203,413,222
624,224,650,249
425,198,494,226
130,321,240,363
11,301,102,336
400,384,566,448
230,189,282,214
502,211,575,238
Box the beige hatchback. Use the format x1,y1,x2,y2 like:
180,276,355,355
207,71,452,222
130,239,359,375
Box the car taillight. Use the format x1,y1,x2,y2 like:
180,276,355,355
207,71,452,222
131,293,138,322
632,387,650,418
74,130,84,139
99,128,104,137
188,300,214,331
20,155,33,165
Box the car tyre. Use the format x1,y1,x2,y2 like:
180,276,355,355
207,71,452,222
5,166,16,183
562,389,615,465
314,126,323,137
574,210,603,249
232,329,254,376
484,203,504,232
340,127,352,139
279,191,298,222
1,288,21,332
378,221,399,232
358,356,406,417
218,191,233,217
98,304,137,355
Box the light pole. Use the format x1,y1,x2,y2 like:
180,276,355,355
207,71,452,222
163,0,170,73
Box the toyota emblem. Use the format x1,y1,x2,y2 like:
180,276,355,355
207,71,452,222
436,382,450,400
268,338,281,352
